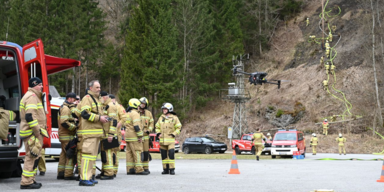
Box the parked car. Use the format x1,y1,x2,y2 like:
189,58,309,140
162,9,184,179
182,136,227,154
232,134,272,155
271,129,306,159
120,131,180,153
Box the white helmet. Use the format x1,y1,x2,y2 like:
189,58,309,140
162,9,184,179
339,133,342,137
267,133,271,136
312,133,316,137
161,102,174,113
324,119,328,122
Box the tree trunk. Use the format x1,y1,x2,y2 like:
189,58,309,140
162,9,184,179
371,0,383,128
78,66,81,96
71,68,75,93
109,76,112,93
258,0,262,55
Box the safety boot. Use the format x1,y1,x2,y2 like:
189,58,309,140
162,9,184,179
79,180,94,186
76,175,80,181
100,175,114,180
90,175,98,184
256,156,259,161
57,171,64,180
136,171,150,175
144,169,150,174
39,172,45,176
20,183,42,189
95,172,104,179
169,169,175,175
64,176,77,180
162,168,169,174
127,168,136,175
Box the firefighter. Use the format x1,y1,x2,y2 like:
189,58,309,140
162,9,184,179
266,133,272,141
330,64,336,75
109,94,126,177
323,80,328,90
320,56,324,66
19,77,48,189
97,91,119,180
78,80,108,186
325,41,330,58
306,18,309,26
155,103,182,175
138,97,154,174
322,119,329,135
125,98,148,175
332,25,336,33
251,128,267,161
325,62,330,75
57,92,77,180
336,133,346,155
74,93,84,181
310,133,318,155
329,31,333,42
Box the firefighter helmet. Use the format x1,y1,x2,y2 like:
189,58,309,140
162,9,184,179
139,97,148,105
161,102,173,113
128,98,140,109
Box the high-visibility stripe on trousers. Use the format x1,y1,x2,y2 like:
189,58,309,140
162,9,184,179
80,137,100,181
20,134,43,186
160,143,175,169
125,141,144,173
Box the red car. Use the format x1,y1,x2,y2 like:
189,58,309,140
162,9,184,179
232,134,272,155
120,130,180,153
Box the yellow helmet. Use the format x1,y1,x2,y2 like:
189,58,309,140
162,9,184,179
128,98,140,109
139,97,148,105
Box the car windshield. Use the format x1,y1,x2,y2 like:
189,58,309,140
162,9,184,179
274,133,297,141
201,137,216,142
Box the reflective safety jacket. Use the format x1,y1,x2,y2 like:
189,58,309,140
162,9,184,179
336,137,346,146
58,101,77,141
19,88,48,140
0,107,16,139
116,103,126,143
139,109,154,141
124,108,143,142
102,98,120,139
78,90,104,138
267,136,272,141
155,114,182,145
74,102,83,138
252,132,264,145
310,137,318,146
322,122,329,128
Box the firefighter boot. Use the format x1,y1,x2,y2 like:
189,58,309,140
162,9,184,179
162,164,170,175
20,182,42,189
136,170,150,175
57,171,64,180
79,180,94,186
256,156,259,161
95,172,104,179
127,168,136,175
39,172,45,176
144,169,150,174
170,168,175,175
100,175,114,180
64,176,77,180
90,175,98,184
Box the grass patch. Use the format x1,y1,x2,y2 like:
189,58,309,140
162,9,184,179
276,109,284,117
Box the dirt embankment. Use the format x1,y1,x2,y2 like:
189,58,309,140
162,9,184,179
180,0,384,154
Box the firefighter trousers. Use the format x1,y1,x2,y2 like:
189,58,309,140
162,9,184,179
142,135,150,170
57,140,75,177
125,141,144,173
38,148,46,173
100,145,114,176
312,145,317,154
80,137,100,181
323,128,328,135
254,144,263,156
112,147,119,175
160,143,175,169
20,134,43,186
338,145,346,154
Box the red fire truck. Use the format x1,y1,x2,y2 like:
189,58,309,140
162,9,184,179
0,39,80,178
231,133,272,155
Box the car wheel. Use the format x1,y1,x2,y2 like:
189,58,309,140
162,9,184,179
271,155,276,159
183,147,190,154
219,151,225,154
204,147,212,154
235,146,241,155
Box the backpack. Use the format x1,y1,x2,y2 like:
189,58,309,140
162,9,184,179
0,108,16,139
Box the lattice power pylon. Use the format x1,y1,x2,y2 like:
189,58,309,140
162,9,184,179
226,54,251,139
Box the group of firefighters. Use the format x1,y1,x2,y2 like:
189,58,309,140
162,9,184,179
310,119,347,155
18,77,182,189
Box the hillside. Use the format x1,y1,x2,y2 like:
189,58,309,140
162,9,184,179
179,0,384,154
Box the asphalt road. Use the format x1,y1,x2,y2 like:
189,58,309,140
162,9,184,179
1,153,383,192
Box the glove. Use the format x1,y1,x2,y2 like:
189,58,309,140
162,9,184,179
28,136,42,158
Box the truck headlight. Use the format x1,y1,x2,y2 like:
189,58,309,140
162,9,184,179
290,145,296,147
